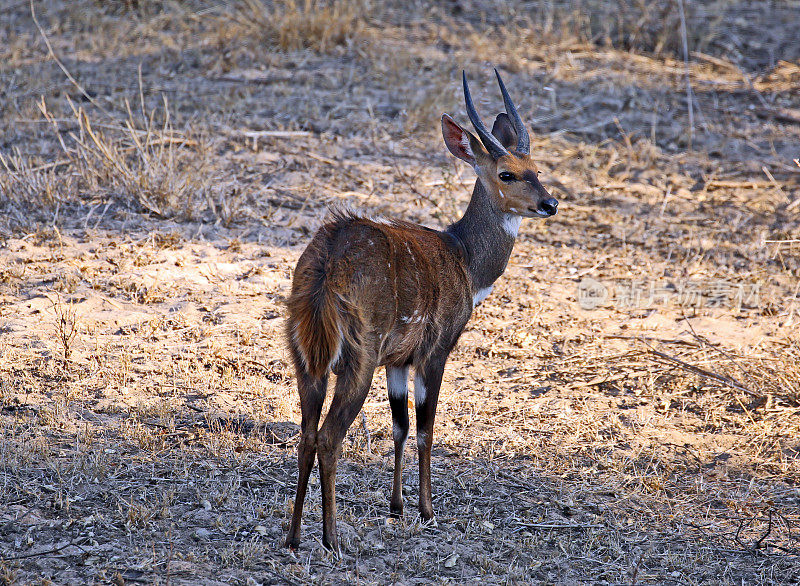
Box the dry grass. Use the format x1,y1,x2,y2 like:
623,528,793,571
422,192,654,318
229,0,373,53
0,0,799,584
0,90,250,230
35,90,216,220
55,95,209,218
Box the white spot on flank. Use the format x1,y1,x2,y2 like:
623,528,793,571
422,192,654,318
473,285,493,307
400,310,423,324
502,213,522,238
387,366,409,400
414,371,427,405
371,216,393,226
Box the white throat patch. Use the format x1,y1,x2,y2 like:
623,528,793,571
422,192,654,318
473,285,493,307
502,214,522,238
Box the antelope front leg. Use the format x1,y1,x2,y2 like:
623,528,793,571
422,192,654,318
386,366,410,517
414,359,446,521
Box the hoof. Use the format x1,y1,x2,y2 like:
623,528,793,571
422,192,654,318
420,512,437,526
322,538,342,558
389,503,403,518
285,537,300,551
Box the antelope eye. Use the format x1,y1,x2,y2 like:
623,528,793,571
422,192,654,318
498,171,515,182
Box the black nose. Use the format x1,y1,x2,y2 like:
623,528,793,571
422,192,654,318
539,197,558,216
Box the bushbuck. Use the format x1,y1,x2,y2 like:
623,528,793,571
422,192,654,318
285,70,558,554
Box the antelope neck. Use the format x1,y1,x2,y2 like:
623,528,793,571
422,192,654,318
446,178,518,292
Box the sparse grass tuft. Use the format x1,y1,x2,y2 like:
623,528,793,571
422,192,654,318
0,150,70,231
46,95,211,219
1,95,217,226
230,0,373,52
48,294,79,362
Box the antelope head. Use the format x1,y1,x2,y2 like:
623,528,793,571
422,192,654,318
442,69,558,219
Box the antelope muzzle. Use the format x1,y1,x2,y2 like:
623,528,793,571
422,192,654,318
538,197,558,217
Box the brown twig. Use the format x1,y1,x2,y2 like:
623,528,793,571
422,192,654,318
360,411,372,454
30,1,110,118
645,346,758,397
1,538,91,561
676,0,694,149
679,313,759,390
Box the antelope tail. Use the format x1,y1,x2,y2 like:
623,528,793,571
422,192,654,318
287,278,345,381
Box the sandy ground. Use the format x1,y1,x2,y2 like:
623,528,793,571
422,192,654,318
1,1,799,584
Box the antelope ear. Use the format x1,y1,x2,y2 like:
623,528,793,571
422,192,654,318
441,114,478,166
491,113,518,150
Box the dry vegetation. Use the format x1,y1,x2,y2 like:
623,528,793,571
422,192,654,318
1,0,799,584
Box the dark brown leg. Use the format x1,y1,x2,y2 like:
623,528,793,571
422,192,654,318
285,367,327,550
414,359,445,521
316,347,376,556
387,366,409,517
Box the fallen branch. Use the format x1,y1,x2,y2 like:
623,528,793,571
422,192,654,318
568,370,655,390
239,130,312,138
511,521,604,531
1,538,91,561
754,106,800,126
704,180,772,191
646,347,759,397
